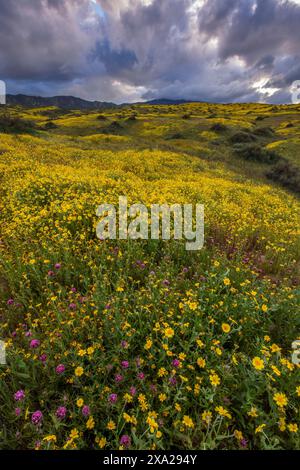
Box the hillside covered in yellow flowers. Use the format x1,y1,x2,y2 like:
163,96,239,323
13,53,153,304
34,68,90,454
0,102,299,450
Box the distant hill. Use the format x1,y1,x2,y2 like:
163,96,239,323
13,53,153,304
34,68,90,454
6,94,117,110
140,98,192,105
4,94,198,110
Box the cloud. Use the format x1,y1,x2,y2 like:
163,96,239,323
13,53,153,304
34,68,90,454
1,0,300,103
0,0,98,81
198,0,300,64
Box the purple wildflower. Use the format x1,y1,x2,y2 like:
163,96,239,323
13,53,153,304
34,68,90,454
31,410,43,425
14,390,25,401
56,364,65,375
108,393,118,404
30,339,40,349
82,405,90,417
56,406,67,420
169,376,177,386
240,438,248,448
120,435,131,448
39,354,47,363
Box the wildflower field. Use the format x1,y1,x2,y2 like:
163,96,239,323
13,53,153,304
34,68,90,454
0,102,299,450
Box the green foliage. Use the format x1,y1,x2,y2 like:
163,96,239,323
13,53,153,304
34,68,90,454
267,159,300,194
234,143,281,164
0,113,36,133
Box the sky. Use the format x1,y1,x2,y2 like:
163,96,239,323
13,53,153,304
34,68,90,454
1,0,300,104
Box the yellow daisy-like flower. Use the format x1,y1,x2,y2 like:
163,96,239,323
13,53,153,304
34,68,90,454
76,398,84,408
222,323,231,333
287,423,298,433
124,393,133,403
271,344,281,353
86,416,95,430
107,420,116,431
223,278,231,286
159,393,167,402
261,304,268,313
74,366,84,377
296,386,300,397
98,437,107,448
70,428,79,440
182,415,195,429
197,357,206,368
158,367,167,377
273,392,288,408
278,417,286,432
252,357,264,370
43,435,57,443
164,327,174,339
234,430,243,440
255,424,266,434
271,365,281,377
123,412,132,423
247,407,258,418
201,410,212,425
209,373,221,387
215,406,232,419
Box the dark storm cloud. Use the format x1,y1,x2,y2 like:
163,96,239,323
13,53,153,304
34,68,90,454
198,0,300,64
1,0,300,103
91,40,138,75
0,0,96,81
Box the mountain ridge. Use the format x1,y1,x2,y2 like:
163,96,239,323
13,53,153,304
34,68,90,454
4,94,198,110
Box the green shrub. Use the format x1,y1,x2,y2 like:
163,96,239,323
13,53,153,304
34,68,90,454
253,127,275,138
0,113,36,133
267,159,300,194
42,121,58,130
101,121,123,134
230,131,257,144
234,143,280,164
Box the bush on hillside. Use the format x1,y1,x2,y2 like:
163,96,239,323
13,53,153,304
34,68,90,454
234,143,280,164
253,126,275,138
230,131,257,144
0,113,36,133
266,159,300,194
